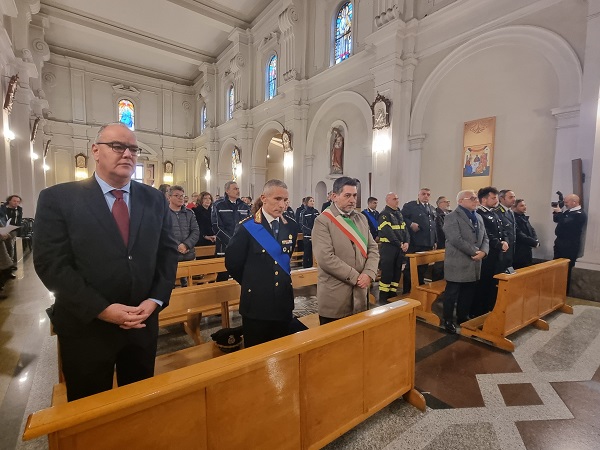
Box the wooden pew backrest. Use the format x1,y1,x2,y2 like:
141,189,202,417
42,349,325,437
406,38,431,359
24,300,424,450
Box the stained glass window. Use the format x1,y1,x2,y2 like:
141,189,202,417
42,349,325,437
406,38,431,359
267,54,277,100
118,99,135,130
334,2,353,65
200,105,207,133
227,85,235,120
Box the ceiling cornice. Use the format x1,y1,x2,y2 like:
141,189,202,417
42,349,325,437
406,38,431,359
40,2,216,64
167,0,250,30
48,45,197,86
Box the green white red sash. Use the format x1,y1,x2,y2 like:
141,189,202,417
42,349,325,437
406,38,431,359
322,209,368,258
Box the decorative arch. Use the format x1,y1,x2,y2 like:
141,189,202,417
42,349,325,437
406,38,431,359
410,25,582,137
306,91,372,158
252,120,285,168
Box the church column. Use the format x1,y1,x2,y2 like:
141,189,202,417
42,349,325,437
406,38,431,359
366,18,418,204
578,0,600,270
207,142,219,195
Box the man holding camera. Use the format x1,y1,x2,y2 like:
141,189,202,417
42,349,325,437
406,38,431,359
553,194,586,294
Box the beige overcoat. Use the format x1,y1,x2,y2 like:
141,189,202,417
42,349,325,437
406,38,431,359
312,204,380,318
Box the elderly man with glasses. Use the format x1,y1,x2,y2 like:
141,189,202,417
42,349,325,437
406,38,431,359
34,122,178,401
441,190,488,334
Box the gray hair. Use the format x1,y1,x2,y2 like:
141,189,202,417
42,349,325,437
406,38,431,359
224,181,238,192
262,179,288,194
168,185,184,195
456,190,474,203
95,122,133,143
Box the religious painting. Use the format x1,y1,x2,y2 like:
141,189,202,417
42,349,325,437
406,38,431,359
232,146,241,181
282,129,292,152
371,93,390,129
461,117,495,191
3,74,19,114
330,128,344,175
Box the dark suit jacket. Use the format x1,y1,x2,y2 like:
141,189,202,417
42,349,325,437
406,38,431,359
225,210,298,322
33,177,179,336
401,200,437,248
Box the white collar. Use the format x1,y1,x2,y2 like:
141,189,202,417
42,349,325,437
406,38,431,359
568,205,582,212
261,208,278,224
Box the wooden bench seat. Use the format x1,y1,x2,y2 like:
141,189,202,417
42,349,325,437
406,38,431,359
175,257,226,287
405,249,446,326
460,258,572,351
24,300,424,450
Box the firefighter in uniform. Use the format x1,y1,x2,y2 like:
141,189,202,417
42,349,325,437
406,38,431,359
377,192,410,305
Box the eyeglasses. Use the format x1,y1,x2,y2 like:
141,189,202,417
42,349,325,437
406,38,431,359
170,194,184,199
96,142,140,156
462,196,478,201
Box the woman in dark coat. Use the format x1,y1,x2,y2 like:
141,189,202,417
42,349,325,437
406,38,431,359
512,199,539,269
192,191,216,246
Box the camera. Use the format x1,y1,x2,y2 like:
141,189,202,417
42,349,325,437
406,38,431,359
551,191,564,208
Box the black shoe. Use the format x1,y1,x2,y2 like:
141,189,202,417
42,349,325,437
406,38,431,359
10,265,17,271
7,273,16,279
444,320,456,334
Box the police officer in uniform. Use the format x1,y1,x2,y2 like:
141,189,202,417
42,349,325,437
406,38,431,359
377,192,409,304
553,193,587,294
402,188,437,294
496,189,517,271
211,181,250,281
225,179,298,347
473,186,508,317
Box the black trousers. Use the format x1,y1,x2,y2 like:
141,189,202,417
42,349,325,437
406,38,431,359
58,314,158,402
403,244,433,294
242,316,291,347
379,244,404,302
472,252,502,317
303,237,313,268
215,241,229,281
554,242,579,295
443,281,477,323
319,316,340,326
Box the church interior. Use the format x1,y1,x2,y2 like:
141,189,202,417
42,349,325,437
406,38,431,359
1,0,600,449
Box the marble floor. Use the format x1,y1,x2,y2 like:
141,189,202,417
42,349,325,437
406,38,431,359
2,256,600,450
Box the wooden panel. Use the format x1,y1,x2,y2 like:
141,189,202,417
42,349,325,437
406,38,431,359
57,390,207,450
301,333,364,447
206,356,300,450
364,314,413,411
538,270,554,315
522,276,541,323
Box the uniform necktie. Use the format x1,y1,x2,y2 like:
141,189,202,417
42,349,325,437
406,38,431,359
111,189,129,246
271,219,279,239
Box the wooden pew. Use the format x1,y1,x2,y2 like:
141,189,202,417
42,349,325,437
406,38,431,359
194,245,216,258
460,258,572,351
175,257,226,287
23,300,424,450
162,268,319,344
291,232,304,267
405,249,446,326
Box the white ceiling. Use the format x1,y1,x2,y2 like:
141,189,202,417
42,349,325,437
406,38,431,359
41,0,276,84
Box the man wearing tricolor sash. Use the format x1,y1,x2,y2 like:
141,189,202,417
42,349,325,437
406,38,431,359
312,177,379,325
225,180,298,347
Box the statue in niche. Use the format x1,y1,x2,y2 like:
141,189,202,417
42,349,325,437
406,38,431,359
330,128,344,175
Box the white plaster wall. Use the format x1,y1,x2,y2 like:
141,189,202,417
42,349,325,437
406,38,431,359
421,44,559,259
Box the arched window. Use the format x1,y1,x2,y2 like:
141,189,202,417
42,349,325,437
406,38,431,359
227,85,235,120
334,2,353,65
118,99,135,130
266,54,277,100
200,105,207,133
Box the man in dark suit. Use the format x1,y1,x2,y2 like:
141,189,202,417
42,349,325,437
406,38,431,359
496,189,517,271
321,191,332,212
402,188,437,293
225,179,298,347
33,123,178,401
